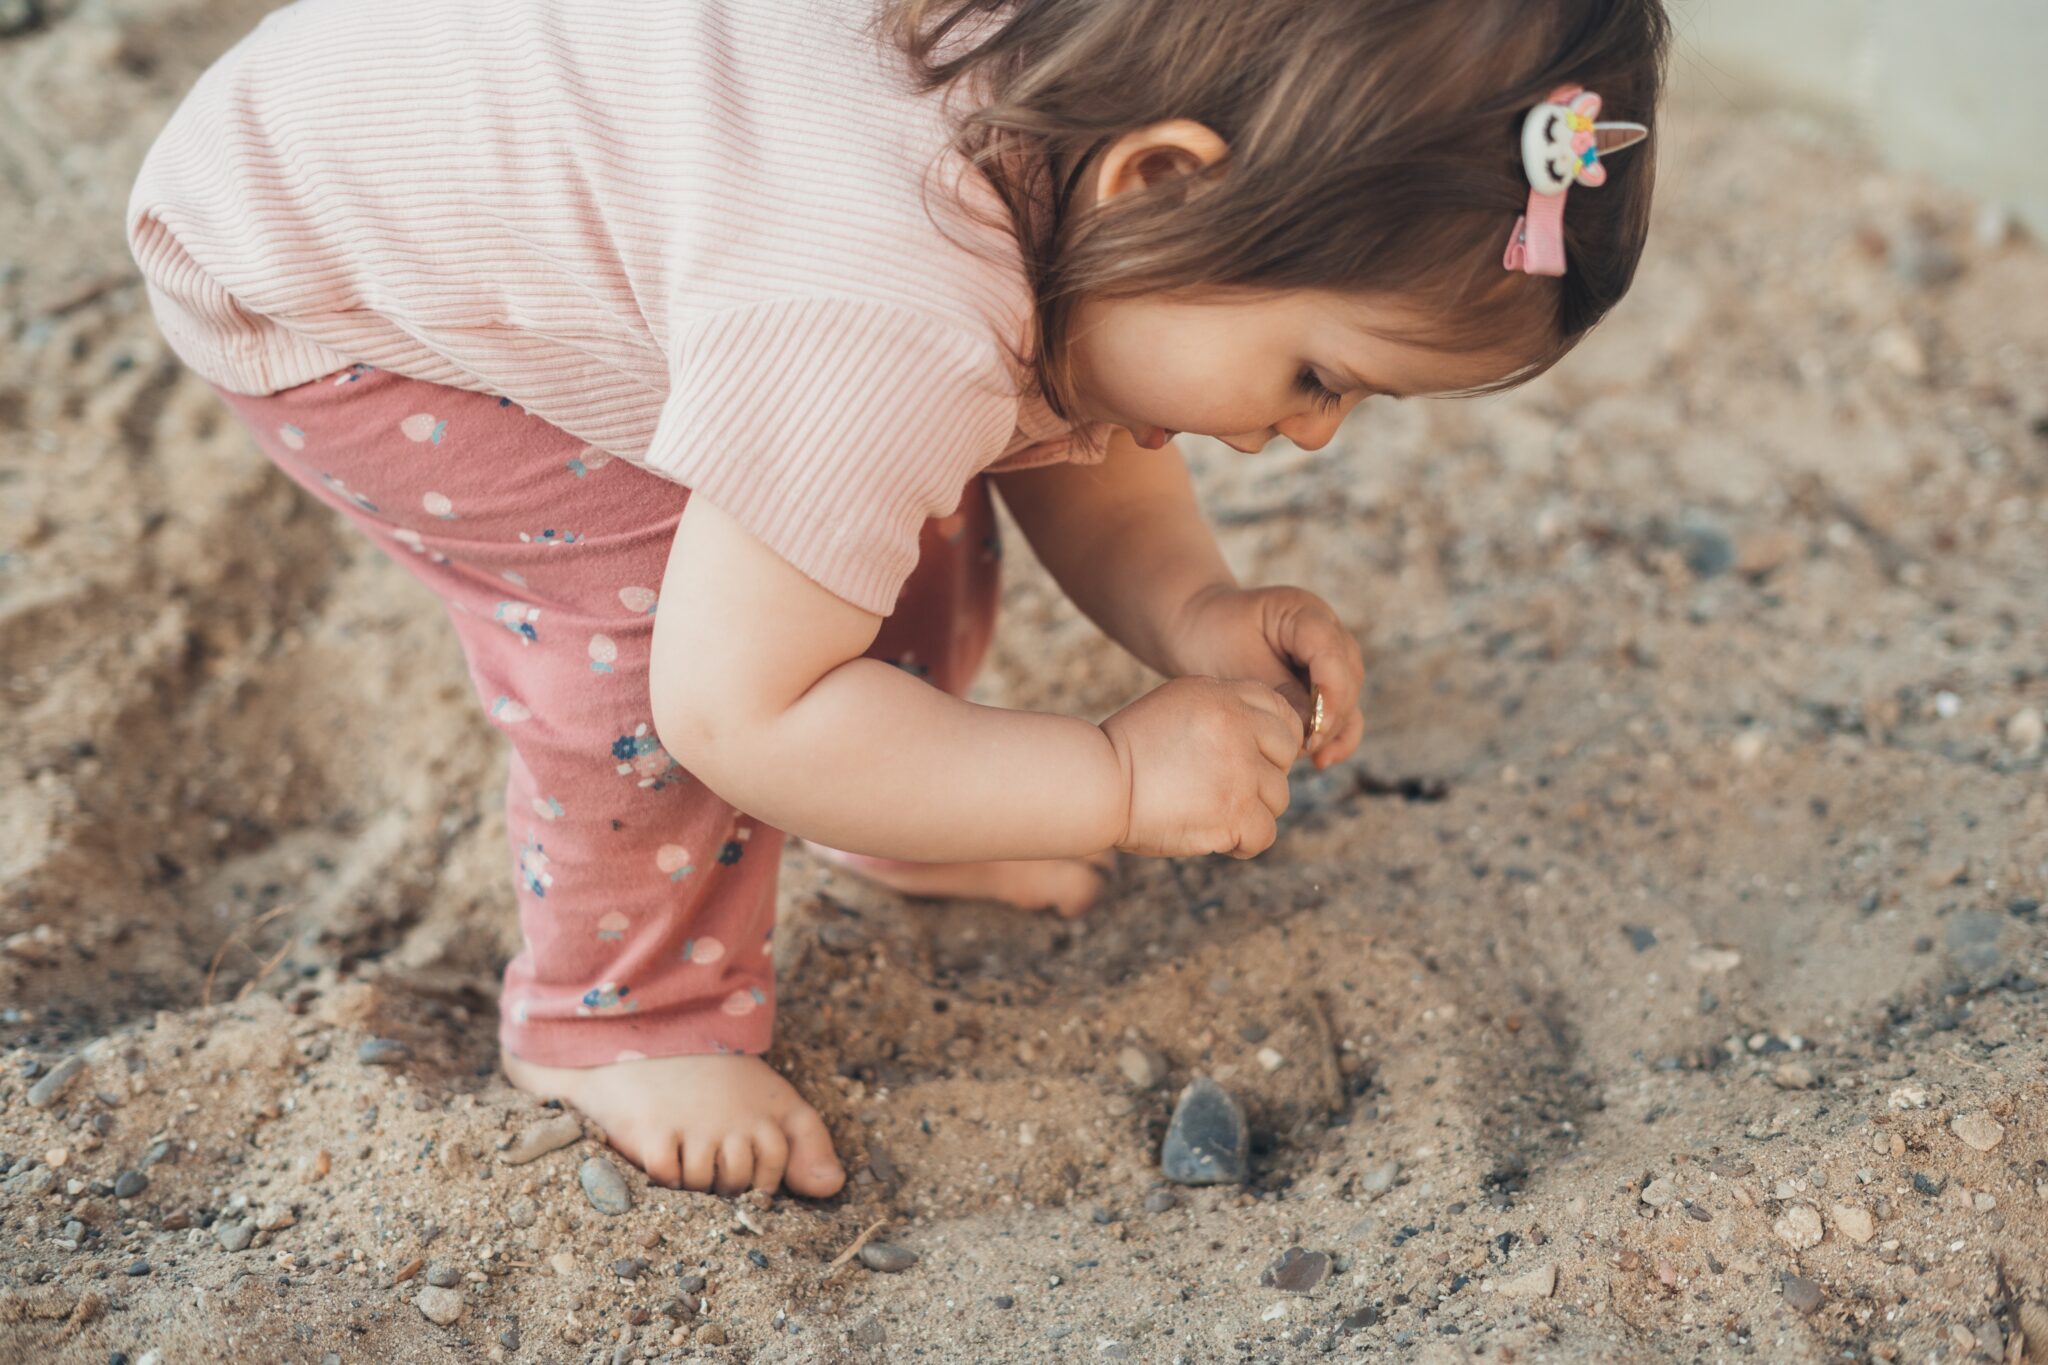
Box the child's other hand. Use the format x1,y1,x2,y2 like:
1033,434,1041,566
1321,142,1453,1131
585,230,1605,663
1100,676,1303,860
1166,586,1365,771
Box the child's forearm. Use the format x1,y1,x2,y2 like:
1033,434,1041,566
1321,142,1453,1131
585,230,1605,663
994,432,1233,677
674,655,1130,862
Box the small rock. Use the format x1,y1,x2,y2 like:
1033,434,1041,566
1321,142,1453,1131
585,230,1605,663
1781,1273,1825,1315
695,1323,727,1346
1261,1247,1330,1295
858,1243,918,1274
1360,1160,1401,1195
113,1170,147,1199
1498,1264,1556,1299
850,1319,886,1348
548,1252,577,1277
612,1257,648,1280
1340,1306,1380,1332
1160,1076,1249,1186
500,1113,583,1165
1888,1085,1931,1109
1950,1111,2004,1152
1772,1062,1818,1090
1773,1203,1824,1250
499,1324,520,1351
414,1285,463,1326
1639,1178,1678,1209
126,1260,151,1277
1687,947,1741,974
991,1295,1015,1309
25,1056,84,1109
215,1219,256,1253
1622,924,1659,952
1116,1045,1168,1089
815,920,867,953
1255,1047,1284,1073
356,1038,411,1067
2007,707,2046,757
425,1261,459,1288
1142,1190,1178,1214
578,1156,631,1215
255,1203,296,1232
505,1197,539,1228
298,1149,331,1184
1830,1203,1875,1245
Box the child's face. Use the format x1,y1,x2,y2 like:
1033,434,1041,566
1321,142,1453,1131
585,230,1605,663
1065,287,1527,454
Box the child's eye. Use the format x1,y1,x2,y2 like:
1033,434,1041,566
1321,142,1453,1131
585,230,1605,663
1295,369,1346,413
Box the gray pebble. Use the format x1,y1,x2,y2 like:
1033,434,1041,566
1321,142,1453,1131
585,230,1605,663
499,1113,582,1166
1161,1076,1248,1185
215,1218,256,1252
8,1166,57,1196
578,1156,631,1215
125,1260,151,1277
506,1197,538,1228
356,1038,410,1067
1360,1160,1401,1195
25,1056,84,1110
816,921,868,953
1262,1247,1331,1295
414,1284,463,1326
612,1257,647,1279
1143,1190,1178,1214
678,1273,707,1293
499,1325,520,1351
1781,1272,1824,1315
858,1242,918,1273
1046,1324,1074,1340
990,1295,1015,1309
114,1170,147,1199
425,1261,459,1288
1678,522,1733,579
1116,1045,1168,1089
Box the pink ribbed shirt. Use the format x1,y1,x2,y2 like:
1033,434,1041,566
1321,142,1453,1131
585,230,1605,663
128,0,1102,614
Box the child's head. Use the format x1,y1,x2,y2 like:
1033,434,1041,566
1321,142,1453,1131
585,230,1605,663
886,0,1670,451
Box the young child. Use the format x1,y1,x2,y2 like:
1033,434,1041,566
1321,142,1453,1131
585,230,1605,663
128,0,1667,1198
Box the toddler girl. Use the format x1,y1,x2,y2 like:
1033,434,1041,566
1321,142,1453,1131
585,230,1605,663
128,0,1667,1197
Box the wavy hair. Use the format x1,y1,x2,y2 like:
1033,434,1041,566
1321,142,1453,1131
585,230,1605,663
877,0,1670,422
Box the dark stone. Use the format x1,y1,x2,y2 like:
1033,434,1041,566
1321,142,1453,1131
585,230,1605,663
1622,925,1658,952
677,1272,707,1293
1678,520,1734,578
499,1325,520,1351
356,1038,410,1067
1142,1190,1178,1214
26,1055,84,1109
577,1156,631,1215
1160,1076,1249,1185
1912,1172,1943,1197
858,1243,917,1274
125,1260,151,1276
746,1249,769,1269
1237,1023,1270,1044
1340,1306,1379,1333
1780,1273,1824,1315
425,1262,459,1287
113,1170,147,1199
611,1257,647,1280
1261,1247,1331,1295
850,1319,886,1347
990,1295,1015,1309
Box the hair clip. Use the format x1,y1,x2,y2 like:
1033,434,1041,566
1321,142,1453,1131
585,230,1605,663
1503,85,1649,278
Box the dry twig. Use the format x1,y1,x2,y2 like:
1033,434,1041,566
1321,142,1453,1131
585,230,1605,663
200,903,296,1008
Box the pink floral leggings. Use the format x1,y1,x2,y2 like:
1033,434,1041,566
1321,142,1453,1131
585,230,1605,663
211,364,998,1066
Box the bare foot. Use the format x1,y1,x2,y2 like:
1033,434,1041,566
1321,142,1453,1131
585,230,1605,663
804,843,1115,919
502,1048,845,1197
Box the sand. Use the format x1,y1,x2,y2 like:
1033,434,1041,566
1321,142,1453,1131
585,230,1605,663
3,2,2046,1361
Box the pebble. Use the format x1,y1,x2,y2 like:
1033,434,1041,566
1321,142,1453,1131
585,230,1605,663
215,1219,256,1252
1160,1076,1248,1186
613,1257,648,1279
1116,1045,1168,1089
113,1170,147,1199
126,1260,151,1277
1771,1062,1818,1090
1639,1178,1678,1209
1142,1190,1178,1214
255,1203,296,1232
1949,1111,2004,1152
356,1038,411,1066
816,920,868,953
578,1156,631,1215
2006,707,2046,757
506,1197,539,1228
548,1252,577,1277
1360,1160,1400,1195
1622,924,1659,952
1773,1204,1824,1250
425,1261,459,1288
858,1243,918,1274
1781,1273,1825,1315
501,1113,583,1165
1261,1248,1330,1295
1497,1264,1557,1299
1830,1203,1875,1244
1255,1047,1284,1072
991,1295,1015,1309
25,1056,84,1109
414,1285,463,1326
696,1324,727,1346
499,1325,520,1351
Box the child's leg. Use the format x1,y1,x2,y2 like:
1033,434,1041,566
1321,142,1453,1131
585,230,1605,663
207,366,838,1192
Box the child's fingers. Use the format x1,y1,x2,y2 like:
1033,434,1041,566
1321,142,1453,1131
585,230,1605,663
1312,707,1366,770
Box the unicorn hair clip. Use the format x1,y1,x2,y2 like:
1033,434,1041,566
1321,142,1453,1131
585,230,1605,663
1503,85,1649,278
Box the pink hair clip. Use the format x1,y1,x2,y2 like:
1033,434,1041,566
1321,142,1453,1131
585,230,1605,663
1503,85,1649,278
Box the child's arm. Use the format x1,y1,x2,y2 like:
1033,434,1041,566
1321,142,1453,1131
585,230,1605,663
994,431,1367,767
650,496,1304,863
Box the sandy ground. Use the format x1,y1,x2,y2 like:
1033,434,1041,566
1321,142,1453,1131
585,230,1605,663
4,2,2048,1362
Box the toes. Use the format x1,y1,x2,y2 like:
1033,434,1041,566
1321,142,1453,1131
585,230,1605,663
680,1132,720,1192
779,1106,845,1198
630,1128,685,1189
716,1132,755,1196
749,1124,790,1195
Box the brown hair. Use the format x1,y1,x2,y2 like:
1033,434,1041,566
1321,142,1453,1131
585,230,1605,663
877,0,1670,421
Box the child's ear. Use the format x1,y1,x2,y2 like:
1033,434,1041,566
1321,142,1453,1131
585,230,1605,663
1094,120,1229,205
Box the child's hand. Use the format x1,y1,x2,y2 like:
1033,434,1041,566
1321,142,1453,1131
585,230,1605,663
1166,585,1365,771
1100,677,1303,859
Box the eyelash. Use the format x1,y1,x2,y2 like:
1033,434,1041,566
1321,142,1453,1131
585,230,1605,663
1296,369,1346,412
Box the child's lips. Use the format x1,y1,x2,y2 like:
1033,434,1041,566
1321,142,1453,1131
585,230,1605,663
1133,424,1176,450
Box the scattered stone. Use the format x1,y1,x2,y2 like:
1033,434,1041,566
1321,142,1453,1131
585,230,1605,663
1830,1203,1875,1245
113,1170,147,1199
506,1197,539,1228
2007,707,2046,757
425,1261,459,1288
1360,1161,1401,1195
1116,1045,1168,1089
499,1325,520,1351
1771,1062,1818,1090
356,1038,411,1066
1949,1111,2004,1152
1888,1085,1930,1109
696,1323,727,1346
815,920,868,953
1255,1047,1285,1073
1340,1306,1380,1332
414,1285,463,1326
298,1149,331,1184
126,1260,151,1277
1261,1248,1330,1295
500,1113,583,1165
215,1219,256,1252
1639,1178,1678,1209
548,1252,577,1277
1161,1077,1249,1186
850,1319,886,1348
858,1243,918,1274
613,1257,648,1279
1773,1204,1824,1250
1687,947,1741,974
1780,1273,1825,1315
991,1295,1015,1309
1498,1264,1557,1299
1622,924,1658,953
1142,1190,1178,1214
578,1156,631,1215
25,1056,84,1109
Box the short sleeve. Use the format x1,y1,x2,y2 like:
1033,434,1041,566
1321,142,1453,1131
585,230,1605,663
644,297,1022,616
